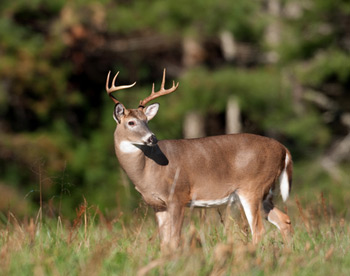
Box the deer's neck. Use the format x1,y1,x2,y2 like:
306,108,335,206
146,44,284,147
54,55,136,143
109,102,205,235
114,135,171,194
114,140,147,183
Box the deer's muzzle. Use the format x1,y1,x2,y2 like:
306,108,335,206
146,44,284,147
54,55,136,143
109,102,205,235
147,134,158,146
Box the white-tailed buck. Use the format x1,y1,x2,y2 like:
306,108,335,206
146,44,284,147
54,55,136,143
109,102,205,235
106,69,293,250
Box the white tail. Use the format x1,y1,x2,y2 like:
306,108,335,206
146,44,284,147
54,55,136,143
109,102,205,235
280,153,291,202
106,69,294,250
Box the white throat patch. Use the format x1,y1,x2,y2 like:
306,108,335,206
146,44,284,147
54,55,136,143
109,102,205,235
118,134,154,154
119,141,141,153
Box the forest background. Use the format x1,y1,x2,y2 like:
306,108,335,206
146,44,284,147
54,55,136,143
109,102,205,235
0,0,349,222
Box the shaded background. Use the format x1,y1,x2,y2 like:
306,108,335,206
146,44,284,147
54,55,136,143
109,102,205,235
0,0,349,219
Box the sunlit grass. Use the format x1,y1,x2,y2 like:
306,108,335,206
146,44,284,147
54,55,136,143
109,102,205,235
1,196,350,276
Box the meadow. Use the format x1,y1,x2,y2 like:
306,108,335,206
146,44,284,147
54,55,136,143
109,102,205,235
1,193,349,276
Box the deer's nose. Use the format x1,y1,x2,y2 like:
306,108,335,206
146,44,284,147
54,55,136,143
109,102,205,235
147,134,158,145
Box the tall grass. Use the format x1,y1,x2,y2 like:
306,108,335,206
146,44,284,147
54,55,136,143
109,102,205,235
0,195,350,276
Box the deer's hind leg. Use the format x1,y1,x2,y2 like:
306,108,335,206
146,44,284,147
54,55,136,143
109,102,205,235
263,191,293,242
237,193,265,244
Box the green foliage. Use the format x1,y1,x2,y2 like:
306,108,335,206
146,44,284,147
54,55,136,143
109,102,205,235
296,50,350,87
179,67,285,113
279,0,350,62
0,0,349,219
179,67,331,154
106,0,263,41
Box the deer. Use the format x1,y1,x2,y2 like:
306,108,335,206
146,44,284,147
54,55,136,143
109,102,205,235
105,69,293,251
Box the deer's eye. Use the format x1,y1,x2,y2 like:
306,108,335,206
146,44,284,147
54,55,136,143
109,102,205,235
128,121,136,126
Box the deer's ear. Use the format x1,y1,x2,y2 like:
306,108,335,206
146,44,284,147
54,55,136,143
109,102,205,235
113,103,125,123
144,103,159,121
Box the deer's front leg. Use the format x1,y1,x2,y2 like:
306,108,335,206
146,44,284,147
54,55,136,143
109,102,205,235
155,204,185,252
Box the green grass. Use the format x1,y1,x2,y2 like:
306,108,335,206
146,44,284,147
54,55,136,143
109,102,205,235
1,197,350,276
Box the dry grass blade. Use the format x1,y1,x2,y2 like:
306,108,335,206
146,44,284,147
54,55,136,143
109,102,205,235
295,197,312,235
325,246,334,261
67,201,87,244
210,243,233,276
133,205,149,248
320,192,330,224
137,258,166,276
80,242,113,276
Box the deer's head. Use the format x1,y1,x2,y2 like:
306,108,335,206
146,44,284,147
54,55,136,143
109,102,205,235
106,69,178,148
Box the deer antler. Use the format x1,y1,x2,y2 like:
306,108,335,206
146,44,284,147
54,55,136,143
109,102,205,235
106,71,136,104
138,69,179,108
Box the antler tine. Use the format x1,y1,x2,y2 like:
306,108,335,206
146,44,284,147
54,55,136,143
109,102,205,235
139,68,179,107
160,68,166,90
106,70,136,104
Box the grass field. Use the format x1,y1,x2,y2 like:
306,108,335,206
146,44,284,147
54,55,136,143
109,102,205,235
1,193,350,276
